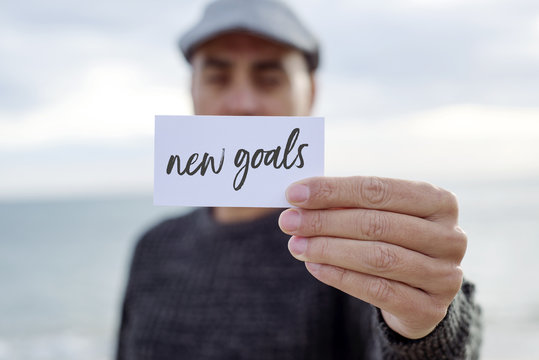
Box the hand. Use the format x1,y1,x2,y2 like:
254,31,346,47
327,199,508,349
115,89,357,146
278,176,467,339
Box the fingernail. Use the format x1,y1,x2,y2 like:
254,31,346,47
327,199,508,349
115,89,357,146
288,236,307,256
286,184,310,204
279,209,301,232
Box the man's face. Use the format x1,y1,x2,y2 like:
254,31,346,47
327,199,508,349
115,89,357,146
190,32,315,116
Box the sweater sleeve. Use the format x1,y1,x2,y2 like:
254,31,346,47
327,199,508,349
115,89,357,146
370,280,482,360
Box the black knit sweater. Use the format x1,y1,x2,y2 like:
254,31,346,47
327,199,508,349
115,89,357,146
117,208,482,359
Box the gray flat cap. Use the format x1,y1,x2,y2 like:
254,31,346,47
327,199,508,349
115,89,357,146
179,0,319,70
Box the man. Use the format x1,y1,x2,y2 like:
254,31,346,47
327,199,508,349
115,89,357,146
117,0,482,358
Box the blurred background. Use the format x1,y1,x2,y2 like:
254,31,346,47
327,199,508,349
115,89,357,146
1,0,538,359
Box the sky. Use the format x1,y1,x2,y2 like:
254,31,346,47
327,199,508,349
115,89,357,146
1,0,538,199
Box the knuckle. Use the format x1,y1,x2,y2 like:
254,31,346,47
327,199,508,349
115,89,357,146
317,237,332,260
360,211,389,239
434,263,463,297
437,188,459,216
412,297,449,326
452,229,468,260
311,178,336,202
447,265,464,295
360,176,391,207
455,227,468,257
307,211,324,235
429,301,449,324
444,226,468,261
371,244,399,273
368,278,394,303
332,265,349,287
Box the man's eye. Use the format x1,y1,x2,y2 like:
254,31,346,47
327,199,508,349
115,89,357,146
205,73,229,86
256,74,282,89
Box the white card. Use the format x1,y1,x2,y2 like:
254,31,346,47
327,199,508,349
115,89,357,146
154,115,324,207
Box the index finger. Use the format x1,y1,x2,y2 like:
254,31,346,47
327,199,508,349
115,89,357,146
286,176,458,219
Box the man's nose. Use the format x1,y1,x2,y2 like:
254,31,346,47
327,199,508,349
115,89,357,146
222,82,259,116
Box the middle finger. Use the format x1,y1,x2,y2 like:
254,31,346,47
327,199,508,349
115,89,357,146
279,208,462,259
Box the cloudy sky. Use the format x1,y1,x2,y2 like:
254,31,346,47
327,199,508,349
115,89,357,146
1,0,538,199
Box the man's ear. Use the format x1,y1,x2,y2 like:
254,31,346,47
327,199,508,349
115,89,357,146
308,72,317,114
190,65,195,95
190,67,197,114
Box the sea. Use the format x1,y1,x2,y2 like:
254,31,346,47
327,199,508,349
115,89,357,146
0,178,538,360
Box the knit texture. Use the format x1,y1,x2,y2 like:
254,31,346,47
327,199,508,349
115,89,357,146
372,282,482,359
116,208,482,359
